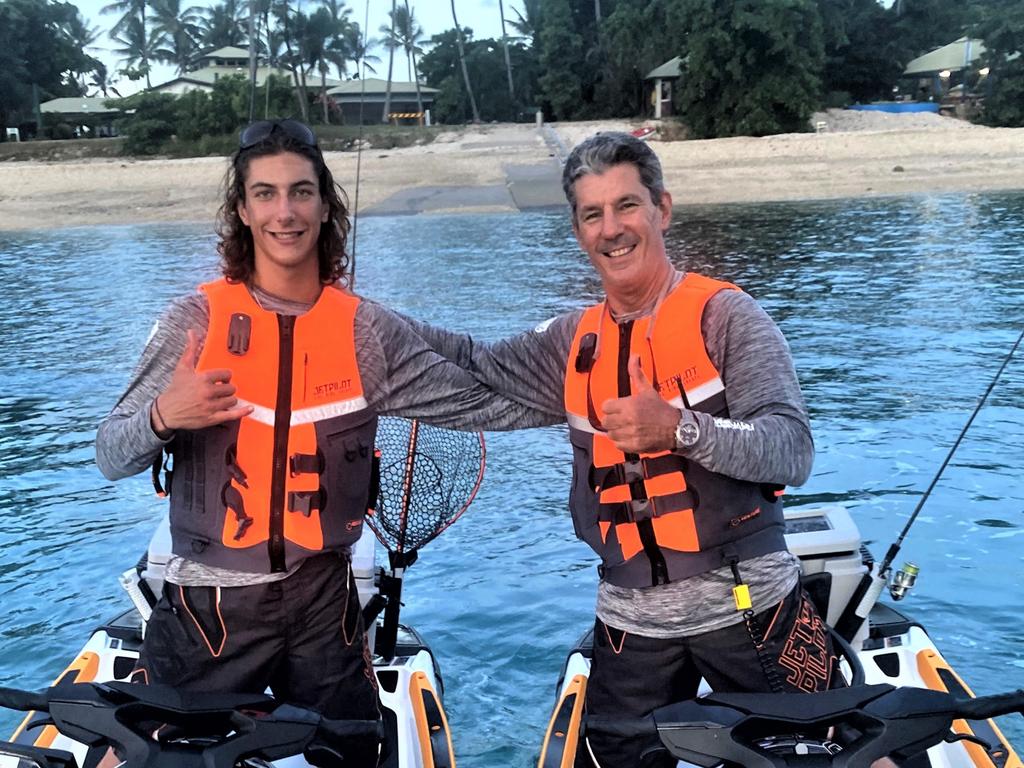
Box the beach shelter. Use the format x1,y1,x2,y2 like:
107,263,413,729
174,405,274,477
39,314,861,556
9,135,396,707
904,37,986,76
645,57,683,119
40,97,121,138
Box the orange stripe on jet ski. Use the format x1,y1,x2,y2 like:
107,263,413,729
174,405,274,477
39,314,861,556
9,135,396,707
12,652,101,748
538,674,587,768
916,649,1023,768
409,671,455,768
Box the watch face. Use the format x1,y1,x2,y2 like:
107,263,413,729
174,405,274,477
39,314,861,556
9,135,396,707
677,421,700,447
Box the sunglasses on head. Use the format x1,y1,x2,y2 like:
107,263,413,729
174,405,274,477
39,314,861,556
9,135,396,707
238,119,317,150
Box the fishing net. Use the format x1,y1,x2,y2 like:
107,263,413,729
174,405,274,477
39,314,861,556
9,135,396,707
366,417,485,555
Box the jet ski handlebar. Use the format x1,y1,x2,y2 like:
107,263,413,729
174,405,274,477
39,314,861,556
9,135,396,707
0,680,383,768
586,683,1024,768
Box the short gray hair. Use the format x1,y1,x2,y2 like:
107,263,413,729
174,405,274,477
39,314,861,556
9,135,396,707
561,132,666,215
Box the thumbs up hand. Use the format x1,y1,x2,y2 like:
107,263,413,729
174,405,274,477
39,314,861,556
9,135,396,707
150,329,253,436
601,355,680,454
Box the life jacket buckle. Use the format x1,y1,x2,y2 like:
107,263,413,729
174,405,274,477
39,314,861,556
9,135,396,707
628,498,652,521
620,458,645,486
289,451,325,477
288,489,325,517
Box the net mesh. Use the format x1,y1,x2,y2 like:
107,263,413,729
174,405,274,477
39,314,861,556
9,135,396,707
366,417,485,554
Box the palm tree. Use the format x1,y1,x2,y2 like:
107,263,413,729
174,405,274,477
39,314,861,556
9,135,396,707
101,0,146,37
398,2,426,112
449,0,480,122
506,0,540,48
88,62,123,98
273,0,310,121
151,0,202,74
199,0,247,49
110,14,160,88
379,0,397,123
496,0,514,99
319,0,358,82
102,0,152,84
61,11,105,92
304,5,346,123
349,31,380,77
389,4,423,82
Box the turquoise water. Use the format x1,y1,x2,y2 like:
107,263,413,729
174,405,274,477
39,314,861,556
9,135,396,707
1,192,1022,765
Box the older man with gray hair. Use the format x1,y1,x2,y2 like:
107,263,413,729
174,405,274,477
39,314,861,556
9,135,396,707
412,131,835,767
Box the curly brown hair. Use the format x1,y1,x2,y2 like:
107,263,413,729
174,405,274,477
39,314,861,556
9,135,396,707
217,125,351,286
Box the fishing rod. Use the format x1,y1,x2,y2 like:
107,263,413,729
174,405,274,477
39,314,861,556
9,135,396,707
834,324,1024,642
348,0,371,290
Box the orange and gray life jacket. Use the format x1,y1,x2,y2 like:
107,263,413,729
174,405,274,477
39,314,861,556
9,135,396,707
161,278,378,574
564,273,787,588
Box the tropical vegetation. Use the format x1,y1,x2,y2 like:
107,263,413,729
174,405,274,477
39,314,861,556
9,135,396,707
2,0,1022,150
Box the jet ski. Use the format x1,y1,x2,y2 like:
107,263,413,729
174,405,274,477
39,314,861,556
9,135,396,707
537,504,1024,768
3,418,482,768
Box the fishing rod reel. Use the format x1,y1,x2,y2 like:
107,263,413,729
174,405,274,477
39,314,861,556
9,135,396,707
888,561,919,601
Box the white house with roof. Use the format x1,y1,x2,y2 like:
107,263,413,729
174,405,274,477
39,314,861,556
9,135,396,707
149,46,344,96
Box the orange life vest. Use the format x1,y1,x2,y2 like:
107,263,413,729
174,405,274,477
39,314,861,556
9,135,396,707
564,273,786,587
166,278,378,574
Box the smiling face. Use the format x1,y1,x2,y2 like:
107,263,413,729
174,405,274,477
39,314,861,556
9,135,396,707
236,151,329,284
572,162,674,313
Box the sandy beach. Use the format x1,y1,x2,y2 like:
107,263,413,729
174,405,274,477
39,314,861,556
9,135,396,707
1,112,1023,231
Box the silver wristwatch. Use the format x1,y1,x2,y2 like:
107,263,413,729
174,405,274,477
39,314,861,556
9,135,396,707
674,412,700,449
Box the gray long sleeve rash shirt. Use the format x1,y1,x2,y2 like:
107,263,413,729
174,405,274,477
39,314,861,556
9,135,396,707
96,286,560,587
404,278,813,637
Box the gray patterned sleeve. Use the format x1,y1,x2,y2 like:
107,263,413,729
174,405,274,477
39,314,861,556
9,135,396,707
396,309,582,417
95,294,209,480
685,289,814,486
355,301,565,430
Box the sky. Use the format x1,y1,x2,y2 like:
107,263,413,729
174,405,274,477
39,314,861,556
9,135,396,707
71,0,520,95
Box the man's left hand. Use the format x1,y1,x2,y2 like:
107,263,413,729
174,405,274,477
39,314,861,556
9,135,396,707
601,355,680,453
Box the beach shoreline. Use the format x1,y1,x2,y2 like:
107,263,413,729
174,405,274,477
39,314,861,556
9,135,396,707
2,114,1023,231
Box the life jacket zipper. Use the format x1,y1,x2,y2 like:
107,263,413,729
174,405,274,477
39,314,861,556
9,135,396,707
616,319,670,586
269,314,295,573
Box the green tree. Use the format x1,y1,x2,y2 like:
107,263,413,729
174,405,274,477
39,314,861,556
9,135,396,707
594,0,678,117
419,29,537,122
818,0,903,104
976,0,1024,126
674,0,825,138
537,0,583,119
110,90,179,153
890,0,984,62
0,0,94,136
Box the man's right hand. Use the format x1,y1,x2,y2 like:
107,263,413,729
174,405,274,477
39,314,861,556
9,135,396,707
150,329,253,435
